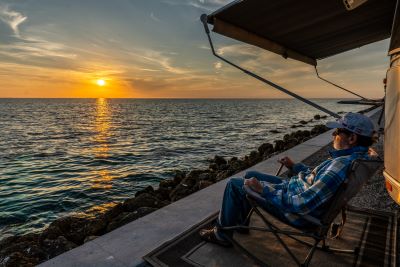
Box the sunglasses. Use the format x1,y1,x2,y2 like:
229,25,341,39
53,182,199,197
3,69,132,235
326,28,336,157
332,128,353,136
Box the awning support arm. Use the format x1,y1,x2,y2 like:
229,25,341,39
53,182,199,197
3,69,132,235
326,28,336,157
201,14,340,119
314,66,371,100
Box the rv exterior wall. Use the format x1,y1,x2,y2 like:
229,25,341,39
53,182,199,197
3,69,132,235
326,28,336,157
384,54,400,204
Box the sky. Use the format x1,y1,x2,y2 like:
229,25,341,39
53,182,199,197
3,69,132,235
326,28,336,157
0,0,392,99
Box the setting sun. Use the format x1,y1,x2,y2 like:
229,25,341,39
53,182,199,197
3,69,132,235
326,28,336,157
97,79,106,86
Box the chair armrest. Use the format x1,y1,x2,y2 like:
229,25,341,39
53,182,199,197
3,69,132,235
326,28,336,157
243,185,323,226
301,215,322,226
243,185,267,205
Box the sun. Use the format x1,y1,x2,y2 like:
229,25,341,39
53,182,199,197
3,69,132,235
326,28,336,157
96,79,106,86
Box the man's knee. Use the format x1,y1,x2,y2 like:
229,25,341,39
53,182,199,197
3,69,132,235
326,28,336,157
227,177,244,188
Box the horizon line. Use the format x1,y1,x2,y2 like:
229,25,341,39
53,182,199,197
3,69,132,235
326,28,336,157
0,97,365,100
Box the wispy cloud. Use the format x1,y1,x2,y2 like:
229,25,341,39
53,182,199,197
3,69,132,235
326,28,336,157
0,38,77,60
127,48,190,75
150,12,161,22
162,0,232,11
0,5,27,37
214,62,222,69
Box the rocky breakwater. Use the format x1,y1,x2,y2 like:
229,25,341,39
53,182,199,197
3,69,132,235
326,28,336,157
0,121,329,267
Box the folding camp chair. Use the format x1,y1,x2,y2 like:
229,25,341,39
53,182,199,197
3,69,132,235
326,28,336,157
220,158,383,267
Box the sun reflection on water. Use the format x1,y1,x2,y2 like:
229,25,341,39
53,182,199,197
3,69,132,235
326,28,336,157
91,98,116,189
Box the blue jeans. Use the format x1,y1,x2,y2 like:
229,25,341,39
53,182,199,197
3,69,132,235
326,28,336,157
217,170,287,231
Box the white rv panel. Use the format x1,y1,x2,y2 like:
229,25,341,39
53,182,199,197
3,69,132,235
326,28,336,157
384,55,400,203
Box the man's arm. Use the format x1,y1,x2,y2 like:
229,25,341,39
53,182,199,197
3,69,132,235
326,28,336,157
279,156,310,175
261,158,350,214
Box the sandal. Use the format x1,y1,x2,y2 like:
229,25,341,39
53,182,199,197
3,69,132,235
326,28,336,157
199,227,232,247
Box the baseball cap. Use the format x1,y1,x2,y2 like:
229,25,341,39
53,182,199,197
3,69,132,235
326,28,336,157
326,112,375,137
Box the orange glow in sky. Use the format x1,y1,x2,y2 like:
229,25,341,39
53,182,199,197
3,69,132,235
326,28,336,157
0,1,389,99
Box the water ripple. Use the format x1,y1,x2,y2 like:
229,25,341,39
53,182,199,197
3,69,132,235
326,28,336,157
0,98,369,235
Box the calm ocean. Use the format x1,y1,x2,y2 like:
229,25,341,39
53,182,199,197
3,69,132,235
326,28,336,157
0,98,370,235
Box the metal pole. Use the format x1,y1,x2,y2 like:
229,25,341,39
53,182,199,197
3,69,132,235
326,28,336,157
200,14,340,119
314,66,371,100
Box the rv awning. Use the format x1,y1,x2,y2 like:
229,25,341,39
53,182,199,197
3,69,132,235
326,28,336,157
207,0,398,66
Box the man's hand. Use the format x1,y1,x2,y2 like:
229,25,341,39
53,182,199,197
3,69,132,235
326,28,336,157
278,156,294,169
244,177,263,193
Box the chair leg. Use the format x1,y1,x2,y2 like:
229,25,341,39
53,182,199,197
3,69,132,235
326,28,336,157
301,239,321,267
247,206,327,266
222,205,357,266
252,206,302,266
320,238,359,254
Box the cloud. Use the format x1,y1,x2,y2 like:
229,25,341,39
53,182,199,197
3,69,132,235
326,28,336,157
0,5,27,37
0,38,77,59
128,77,171,91
150,12,161,22
127,48,190,75
214,62,222,69
162,0,233,11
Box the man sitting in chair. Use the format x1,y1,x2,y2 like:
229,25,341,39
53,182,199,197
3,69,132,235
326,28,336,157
200,112,376,247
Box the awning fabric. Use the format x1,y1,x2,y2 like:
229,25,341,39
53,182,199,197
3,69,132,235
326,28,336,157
389,0,400,55
207,0,398,65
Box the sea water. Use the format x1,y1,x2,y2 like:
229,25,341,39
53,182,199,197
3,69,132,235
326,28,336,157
0,98,371,235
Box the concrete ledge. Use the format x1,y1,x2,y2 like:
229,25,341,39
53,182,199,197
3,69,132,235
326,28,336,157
39,108,381,267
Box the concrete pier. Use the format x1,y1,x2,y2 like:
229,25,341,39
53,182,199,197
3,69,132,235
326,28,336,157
39,108,382,267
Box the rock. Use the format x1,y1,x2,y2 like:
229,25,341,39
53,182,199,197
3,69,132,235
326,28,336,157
248,150,260,164
274,140,285,152
106,207,157,232
159,179,176,189
0,252,37,267
215,170,233,181
284,140,298,150
154,187,172,201
217,164,228,171
198,173,211,180
100,203,124,223
198,180,214,189
212,155,227,166
45,215,107,244
314,114,321,120
299,120,307,125
186,169,208,180
270,129,280,133
283,134,291,142
0,238,40,256
123,193,164,212
40,225,63,241
0,233,48,267
173,170,186,184
169,180,196,202
227,157,246,172
209,163,218,171
0,234,14,244
311,124,329,135
40,236,77,259
84,236,98,243
258,143,273,155
0,233,40,254
135,185,154,197
302,130,311,138
0,235,18,251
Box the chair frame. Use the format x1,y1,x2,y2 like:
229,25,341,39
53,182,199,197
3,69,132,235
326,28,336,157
220,158,383,267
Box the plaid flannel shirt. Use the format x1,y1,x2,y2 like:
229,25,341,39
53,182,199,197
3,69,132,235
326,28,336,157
260,146,370,226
